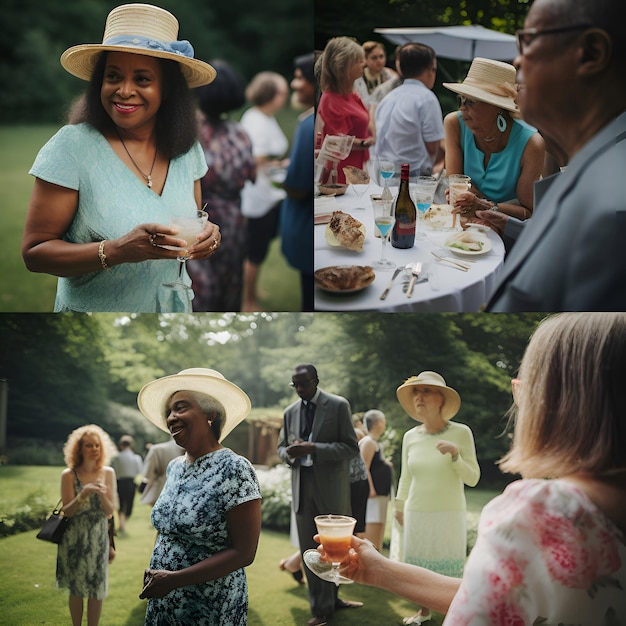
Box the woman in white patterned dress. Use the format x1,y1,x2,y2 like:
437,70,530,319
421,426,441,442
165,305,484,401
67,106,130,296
137,368,261,625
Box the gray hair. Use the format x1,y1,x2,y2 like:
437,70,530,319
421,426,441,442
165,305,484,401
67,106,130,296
363,409,385,432
187,391,226,440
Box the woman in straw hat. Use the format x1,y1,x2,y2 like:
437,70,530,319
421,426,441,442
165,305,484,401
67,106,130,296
137,368,261,625
442,57,545,223
57,424,117,626
22,4,222,313
324,313,626,625
391,371,479,624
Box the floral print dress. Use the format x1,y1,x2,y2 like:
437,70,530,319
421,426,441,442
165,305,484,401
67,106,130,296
445,479,626,625
56,473,109,599
145,449,261,625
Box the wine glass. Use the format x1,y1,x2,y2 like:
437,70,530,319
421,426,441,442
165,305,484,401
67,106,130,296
162,210,208,291
448,174,471,230
303,514,356,586
379,160,395,203
410,176,438,239
350,179,371,209
372,198,395,270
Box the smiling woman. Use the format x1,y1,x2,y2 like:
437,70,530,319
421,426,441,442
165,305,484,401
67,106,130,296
136,368,262,625
20,3,223,313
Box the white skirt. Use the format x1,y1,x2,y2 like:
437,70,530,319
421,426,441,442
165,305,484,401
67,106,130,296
365,495,389,524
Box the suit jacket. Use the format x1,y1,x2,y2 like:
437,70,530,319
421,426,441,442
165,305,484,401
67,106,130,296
277,389,359,514
140,439,185,505
488,112,626,312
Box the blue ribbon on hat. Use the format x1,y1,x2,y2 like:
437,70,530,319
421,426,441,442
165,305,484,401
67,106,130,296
104,35,195,59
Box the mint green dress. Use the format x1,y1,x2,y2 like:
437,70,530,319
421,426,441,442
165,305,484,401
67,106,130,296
29,123,208,312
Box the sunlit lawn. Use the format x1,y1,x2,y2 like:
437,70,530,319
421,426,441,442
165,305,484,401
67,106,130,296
1,465,501,625
0,124,299,312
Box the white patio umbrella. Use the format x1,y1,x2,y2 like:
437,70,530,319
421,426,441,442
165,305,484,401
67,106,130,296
374,25,518,62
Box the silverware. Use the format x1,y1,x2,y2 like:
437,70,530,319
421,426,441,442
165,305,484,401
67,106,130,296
380,266,403,300
431,251,470,271
406,262,423,298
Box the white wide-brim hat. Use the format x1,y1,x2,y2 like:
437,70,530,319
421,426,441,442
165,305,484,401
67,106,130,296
137,368,251,442
443,57,519,114
61,3,216,88
396,371,461,422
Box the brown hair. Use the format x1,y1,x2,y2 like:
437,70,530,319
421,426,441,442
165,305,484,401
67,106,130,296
320,37,364,95
63,424,116,471
245,71,288,107
499,313,626,478
362,41,385,59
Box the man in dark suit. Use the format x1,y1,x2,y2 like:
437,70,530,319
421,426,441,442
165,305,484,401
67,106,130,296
277,364,360,626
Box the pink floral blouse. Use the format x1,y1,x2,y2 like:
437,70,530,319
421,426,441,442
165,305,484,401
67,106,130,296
445,479,626,625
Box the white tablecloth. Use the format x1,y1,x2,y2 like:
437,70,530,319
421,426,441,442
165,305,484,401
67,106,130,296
314,185,505,312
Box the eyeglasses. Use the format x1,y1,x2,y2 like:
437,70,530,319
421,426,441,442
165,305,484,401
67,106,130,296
456,95,477,108
289,378,316,388
515,24,591,55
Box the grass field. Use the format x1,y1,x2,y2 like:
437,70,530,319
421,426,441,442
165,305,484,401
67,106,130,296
0,465,501,626
0,124,300,312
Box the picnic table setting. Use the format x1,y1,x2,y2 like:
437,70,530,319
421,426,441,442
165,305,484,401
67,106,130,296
313,150,505,312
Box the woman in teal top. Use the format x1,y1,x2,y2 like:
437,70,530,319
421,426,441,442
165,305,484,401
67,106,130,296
442,58,545,222
22,4,222,312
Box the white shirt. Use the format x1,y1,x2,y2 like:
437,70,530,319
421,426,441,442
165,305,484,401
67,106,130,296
240,107,288,218
374,79,444,176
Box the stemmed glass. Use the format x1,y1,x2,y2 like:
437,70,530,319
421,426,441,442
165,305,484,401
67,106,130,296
350,179,371,209
372,198,395,270
379,160,395,203
448,174,472,230
410,176,438,239
162,209,208,291
303,515,356,586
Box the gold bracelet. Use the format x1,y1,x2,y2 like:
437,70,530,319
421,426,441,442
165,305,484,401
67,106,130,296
98,240,109,271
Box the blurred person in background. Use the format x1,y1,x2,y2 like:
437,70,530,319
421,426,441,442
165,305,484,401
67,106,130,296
139,436,185,507
110,434,142,534
280,53,315,311
187,60,256,311
58,425,117,626
240,71,290,311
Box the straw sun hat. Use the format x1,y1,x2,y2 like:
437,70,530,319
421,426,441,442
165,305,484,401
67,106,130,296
396,371,461,422
61,3,216,88
137,368,251,442
443,57,519,114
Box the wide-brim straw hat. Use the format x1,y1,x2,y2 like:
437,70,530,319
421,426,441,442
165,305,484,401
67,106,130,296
137,368,251,442
443,57,519,114
396,371,461,422
61,3,216,88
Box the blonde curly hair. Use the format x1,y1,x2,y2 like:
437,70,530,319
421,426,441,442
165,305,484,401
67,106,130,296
62,424,117,470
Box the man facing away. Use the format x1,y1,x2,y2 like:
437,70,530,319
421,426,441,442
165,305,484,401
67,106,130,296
374,43,445,178
139,437,184,506
277,364,360,626
110,434,142,534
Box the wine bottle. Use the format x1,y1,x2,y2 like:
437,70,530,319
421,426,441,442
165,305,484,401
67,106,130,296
391,163,416,249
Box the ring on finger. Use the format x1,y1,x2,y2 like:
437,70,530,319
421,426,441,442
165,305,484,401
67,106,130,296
149,233,158,247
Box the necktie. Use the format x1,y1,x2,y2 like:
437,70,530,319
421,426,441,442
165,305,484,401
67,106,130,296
302,401,315,440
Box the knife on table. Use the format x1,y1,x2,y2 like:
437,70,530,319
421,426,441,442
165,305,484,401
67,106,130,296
380,266,402,300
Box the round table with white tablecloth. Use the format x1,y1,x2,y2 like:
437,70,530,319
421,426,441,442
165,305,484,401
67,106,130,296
314,184,505,312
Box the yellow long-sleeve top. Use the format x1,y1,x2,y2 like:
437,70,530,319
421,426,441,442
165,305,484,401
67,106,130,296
395,421,480,513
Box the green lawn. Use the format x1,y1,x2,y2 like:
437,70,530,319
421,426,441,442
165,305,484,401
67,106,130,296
0,125,300,312
0,465,501,625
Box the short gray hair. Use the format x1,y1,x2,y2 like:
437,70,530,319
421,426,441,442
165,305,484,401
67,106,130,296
363,409,385,432
187,391,226,440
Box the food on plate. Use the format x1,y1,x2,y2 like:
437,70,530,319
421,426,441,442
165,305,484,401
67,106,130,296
314,265,375,291
424,204,452,229
445,232,486,252
319,183,348,196
325,211,366,251
342,166,370,185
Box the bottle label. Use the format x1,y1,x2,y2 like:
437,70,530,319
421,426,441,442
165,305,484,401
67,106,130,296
394,215,416,236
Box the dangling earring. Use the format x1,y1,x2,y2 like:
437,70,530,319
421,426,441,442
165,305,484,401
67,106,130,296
497,113,507,132
207,420,213,427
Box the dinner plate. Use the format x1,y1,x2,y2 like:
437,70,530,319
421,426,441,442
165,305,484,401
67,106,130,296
444,234,492,256
314,265,375,294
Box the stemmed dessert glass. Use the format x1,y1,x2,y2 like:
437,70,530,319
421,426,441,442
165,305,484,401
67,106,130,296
162,209,208,292
303,515,356,586
379,160,395,203
410,176,438,239
372,197,395,270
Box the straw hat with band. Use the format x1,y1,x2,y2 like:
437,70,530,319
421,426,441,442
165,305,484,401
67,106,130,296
396,371,461,422
137,368,251,443
61,3,216,88
443,57,519,115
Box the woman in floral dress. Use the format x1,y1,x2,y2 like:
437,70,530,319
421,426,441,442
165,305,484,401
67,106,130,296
335,312,626,625
57,424,117,626
137,368,261,625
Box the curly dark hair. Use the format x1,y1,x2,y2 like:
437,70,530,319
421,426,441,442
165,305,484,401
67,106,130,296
68,51,198,160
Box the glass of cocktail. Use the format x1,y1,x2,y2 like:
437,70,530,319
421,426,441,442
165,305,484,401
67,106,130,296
306,514,356,585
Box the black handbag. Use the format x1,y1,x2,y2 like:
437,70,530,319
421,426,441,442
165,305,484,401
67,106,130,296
36,499,70,544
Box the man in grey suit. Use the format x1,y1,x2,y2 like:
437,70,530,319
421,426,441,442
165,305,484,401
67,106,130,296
477,0,626,311
277,364,360,626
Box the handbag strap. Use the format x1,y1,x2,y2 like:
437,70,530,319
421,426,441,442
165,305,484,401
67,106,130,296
52,498,64,515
